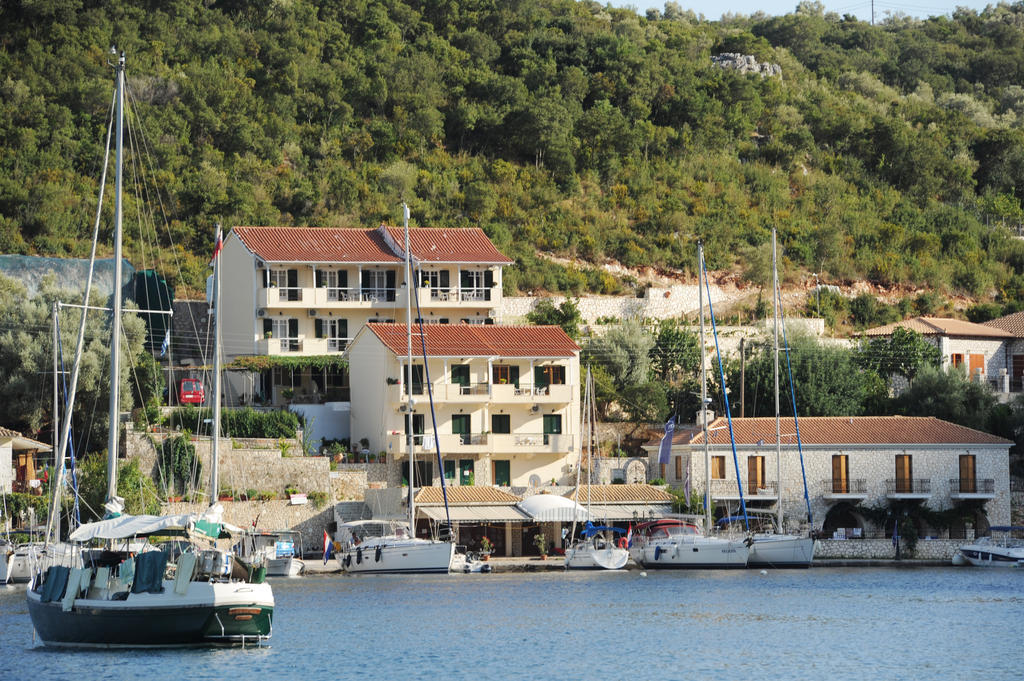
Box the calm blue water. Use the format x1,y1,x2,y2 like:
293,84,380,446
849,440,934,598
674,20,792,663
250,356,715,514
1,567,1020,680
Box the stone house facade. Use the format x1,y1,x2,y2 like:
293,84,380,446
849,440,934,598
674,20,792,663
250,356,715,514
647,415,1012,537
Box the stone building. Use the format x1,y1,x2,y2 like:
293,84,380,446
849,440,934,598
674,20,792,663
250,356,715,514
647,415,1012,537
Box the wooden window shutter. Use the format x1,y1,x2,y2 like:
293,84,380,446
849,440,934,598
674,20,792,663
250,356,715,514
315,318,324,338
315,270,324,288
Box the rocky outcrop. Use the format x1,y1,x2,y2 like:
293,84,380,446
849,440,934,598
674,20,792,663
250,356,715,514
711,52,782,78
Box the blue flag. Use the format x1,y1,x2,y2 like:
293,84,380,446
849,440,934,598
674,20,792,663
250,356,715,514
658,415,676,465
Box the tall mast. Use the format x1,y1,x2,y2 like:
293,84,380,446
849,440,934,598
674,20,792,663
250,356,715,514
403,203,415,531
104,51,126,504
699,242,711,534
210,224,223,501
773,227,783,532
51,302,60,542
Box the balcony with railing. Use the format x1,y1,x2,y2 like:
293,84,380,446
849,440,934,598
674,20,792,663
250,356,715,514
885,478,931,499
258,285,305,308
405,286,496,308
388,431,575,456
709,479,778,500
391,381,574,405
948,478,996,499
306,286,398,308
260,337,303,354
822,478,869,500
301,337,351,354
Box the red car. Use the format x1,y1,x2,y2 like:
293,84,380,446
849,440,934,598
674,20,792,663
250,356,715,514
178,378,205,405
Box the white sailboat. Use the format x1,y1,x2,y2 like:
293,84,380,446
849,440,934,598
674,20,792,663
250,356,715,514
336,204,454,574
26,53,273,646
630,242,749,569
564,368,630,570
746,228,816,568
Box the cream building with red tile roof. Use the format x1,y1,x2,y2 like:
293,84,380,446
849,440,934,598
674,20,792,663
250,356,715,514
346,323,581,490
648,415,1012,534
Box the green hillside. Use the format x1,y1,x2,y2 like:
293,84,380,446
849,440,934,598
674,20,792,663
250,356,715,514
2,0,1024,314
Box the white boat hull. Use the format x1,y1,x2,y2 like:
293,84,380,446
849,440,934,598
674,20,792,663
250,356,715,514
631,536,749,569
954,545,1024,567
564,543,630,570
265,557,304,578
747,534,816,568
337,538,454,574
1,543,78,584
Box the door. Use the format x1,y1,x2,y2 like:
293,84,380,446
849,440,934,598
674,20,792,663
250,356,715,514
452,414,471,445
443,460,456,484
542,414,561,446
895,454,912,493
404,364,424,395
405,413,425,447
492,365,520,387
459,459,474,486
492,459,511,487
832,455,849,493
413,460,433,487
1013,355,1024,390
747,455,765,492
959,454,976,493
451,364,470,393
968,353,985,378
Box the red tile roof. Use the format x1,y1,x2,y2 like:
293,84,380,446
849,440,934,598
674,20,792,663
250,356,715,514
381,226,514,265
680,416,1011,446
983,310,1024,337
862,316,1011,338
232,226,400,263
231,225,512,265
365,323,580,358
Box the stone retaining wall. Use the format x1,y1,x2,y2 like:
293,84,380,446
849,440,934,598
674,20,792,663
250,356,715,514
162,499,333,555
815,538,959,561
502,285,725,323
126,430,330,497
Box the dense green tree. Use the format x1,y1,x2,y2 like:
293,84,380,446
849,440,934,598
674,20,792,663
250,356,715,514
891,365,997,431
856,327,942,382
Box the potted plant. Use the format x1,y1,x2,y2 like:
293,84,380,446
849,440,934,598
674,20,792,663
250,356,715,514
480,536,493,560
264,330,273,339
532,532,548,559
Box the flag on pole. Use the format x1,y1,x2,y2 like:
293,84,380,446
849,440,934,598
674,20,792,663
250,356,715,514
159,329,170,357
323,529,333,564
625,524,633,549
210,226,223,263
658,414,676,465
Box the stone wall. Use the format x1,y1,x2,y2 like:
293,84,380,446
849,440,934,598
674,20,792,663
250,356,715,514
163,499,334,556
126,430,330,497
815,538,959,561
502,285,726,323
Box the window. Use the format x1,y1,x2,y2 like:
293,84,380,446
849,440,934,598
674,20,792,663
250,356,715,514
959,454,976,493
404,364,424,395
264,318,299,352
831,455,849,494
950,353,964,368
318,269,350,301
674,455,683,481
491,414,510,434
492,459,511,486
534,365,566,390
452,414,471,445
895,454,913,493
451,364,470,390
492,365,520,387
327,319,348,351
405,414,425,446
711,456,726,480
419,270,450,298
413,460,433,487
747,456,765,491
968,353,985,376
542,414,561,445
443,460,456,483
267,268,300,301
361,270,396,302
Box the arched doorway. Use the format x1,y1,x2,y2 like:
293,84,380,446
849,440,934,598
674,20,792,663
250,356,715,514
822,502,866,538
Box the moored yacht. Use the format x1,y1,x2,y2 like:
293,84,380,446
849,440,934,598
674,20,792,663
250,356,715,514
953,526,1024,567
335,519,454,574
629,518,749,569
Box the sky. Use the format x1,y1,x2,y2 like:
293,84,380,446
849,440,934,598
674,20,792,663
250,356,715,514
616,1,1007,23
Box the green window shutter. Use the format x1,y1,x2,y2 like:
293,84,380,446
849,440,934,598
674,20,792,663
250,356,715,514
484,270,494,287
287,269,298,287
262,269,269,288
460,270,472,288
493,460,510,486
263,319,273,335
339,319,348,339
535,366,548,388
509,365,520,388
339,270,348,288
444,460,455,481
315,270,324,287
440,270,449,288
288,318,298,338
315,318,324,338
385,270,396,301
491,414,510,434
